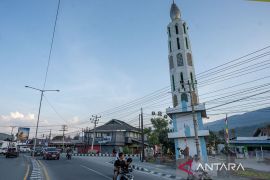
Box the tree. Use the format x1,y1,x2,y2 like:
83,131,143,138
73,135,80,140
145,117,175,155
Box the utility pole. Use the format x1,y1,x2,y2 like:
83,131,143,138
59,125,68,151
82,128,84,143
139,114,141,161
187,81,201,158
25,85,59,157
90,115,101,151
48,129,52,144
141,108,145,162
8,126,16,149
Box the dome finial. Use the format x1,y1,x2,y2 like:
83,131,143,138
170,0,181,21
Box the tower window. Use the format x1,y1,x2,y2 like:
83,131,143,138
169,56,174,69
172,75,175,91
175,24,179,34
190,72,194,83
191,91,198,105
177,38,180,50
173,94,178,107
180,72,184,89
168,27,171,37
177,53,183,66
183,23,186,34
181,93,188,102
185,37,189,49
169,41,172,52
187,53,193,66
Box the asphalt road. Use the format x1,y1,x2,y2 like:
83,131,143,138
0,153,171,180
0,154,30,180
38,155,169,180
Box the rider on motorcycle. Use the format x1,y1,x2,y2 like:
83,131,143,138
189,155,211,179
113,153,133,180
66,147,72,159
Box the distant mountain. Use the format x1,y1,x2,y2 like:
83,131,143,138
205,107,270,136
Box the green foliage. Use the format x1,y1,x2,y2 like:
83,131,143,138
206,131,223,150
123,146,130,154
145,117,175,154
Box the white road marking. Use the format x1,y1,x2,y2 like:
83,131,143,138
80,165,111,180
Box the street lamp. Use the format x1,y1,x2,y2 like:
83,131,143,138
25,85,60,157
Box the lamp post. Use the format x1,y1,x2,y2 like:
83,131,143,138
25,85,59,157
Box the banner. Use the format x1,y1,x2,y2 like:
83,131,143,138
17,127,30,141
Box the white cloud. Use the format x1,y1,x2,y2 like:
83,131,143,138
69,116,80,125
0,112,36,134
0,111,35,121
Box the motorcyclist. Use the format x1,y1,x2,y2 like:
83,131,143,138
66,147,72,159
113,152,125,180
190,155,206,179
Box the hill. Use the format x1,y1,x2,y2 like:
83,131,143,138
205,107,270,136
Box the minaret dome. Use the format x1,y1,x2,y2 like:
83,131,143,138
170,1,181,21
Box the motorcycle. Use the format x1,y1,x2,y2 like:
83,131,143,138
117,167,134,180
187,169,212,180
66,152,72,160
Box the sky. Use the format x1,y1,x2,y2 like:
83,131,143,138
0,0,270,137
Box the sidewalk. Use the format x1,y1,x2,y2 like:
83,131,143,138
235,158,270,172
132,159,182,179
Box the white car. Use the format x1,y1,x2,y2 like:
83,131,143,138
19,146,31,153
0,147,8,155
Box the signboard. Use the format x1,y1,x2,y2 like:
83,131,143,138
97,136,111,144
17,127,30,141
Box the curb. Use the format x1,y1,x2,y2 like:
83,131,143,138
72,153,140,158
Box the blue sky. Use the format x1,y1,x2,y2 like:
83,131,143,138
0,0,270,137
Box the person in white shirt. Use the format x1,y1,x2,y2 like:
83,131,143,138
190,155,202,179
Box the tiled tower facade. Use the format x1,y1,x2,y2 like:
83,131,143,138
166,1,209,162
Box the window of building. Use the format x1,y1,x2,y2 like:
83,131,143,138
169,56,174,69
183,23,186,34
187,53,193,66
169,41,172,52
172,75,175,91
168,27,171,37
175,24,179,34
96,132,102,138
177,53,183,66
177,38,180,49
173,94,178,107
185,37,189,49
181,93,188,102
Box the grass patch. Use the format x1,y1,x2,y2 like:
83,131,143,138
233,168,270,180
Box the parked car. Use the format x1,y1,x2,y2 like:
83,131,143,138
19,146,31,153
6,147,19,158
31,147,43,156
0,147,8,155
43,147,60,160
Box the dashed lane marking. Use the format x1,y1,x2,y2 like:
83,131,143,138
80,165,111,180
29,158,43,180
37,160,50,180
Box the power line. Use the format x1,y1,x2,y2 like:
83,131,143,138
196,46,270,76
43,0,61,90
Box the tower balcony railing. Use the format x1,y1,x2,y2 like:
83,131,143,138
168,129,209,138
166,103,206,115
